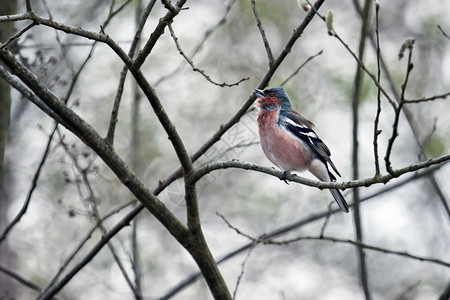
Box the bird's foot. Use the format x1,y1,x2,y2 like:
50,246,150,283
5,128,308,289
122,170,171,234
281,171,289,185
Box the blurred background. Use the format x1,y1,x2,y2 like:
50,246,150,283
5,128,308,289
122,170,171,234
1,0,449,299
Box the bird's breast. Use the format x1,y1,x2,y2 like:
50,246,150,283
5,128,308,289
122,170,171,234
257,113,312,172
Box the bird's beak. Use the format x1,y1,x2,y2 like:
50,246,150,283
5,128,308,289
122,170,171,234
253,88,265,98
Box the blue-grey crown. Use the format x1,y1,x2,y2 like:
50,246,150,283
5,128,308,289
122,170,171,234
265,86,292,111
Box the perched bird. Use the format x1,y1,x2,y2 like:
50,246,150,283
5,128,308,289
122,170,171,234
254,86,349,213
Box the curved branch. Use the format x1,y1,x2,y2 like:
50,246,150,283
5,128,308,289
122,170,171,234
189,156,450,190
0,12,132,66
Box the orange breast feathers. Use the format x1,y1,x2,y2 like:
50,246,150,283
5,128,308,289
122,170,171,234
257,109,312,172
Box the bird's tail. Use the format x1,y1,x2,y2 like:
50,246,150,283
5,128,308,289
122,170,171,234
330,189,349,213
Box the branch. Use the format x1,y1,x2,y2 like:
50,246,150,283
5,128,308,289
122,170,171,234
0,65,72,129
54,130,138,298
131,0,187,70
105,0,157,146
160,163,445,299
0,12,132,66
437,25,450,40
373,0,382,176
252,235,450,268
385,39,414,174
189,156,450,190
0,21,35,50
39,200,134,296
217,213,450,268
251,0,274,66
155,0,238,87
404,91,450,103
0,125,55,243
167,23,249,87
350,0,373,298
280,49,323,86
0,265,42,293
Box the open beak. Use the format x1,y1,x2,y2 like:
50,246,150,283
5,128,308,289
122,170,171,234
253,88,265,98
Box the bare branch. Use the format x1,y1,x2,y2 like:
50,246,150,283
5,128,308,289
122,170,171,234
373,0,382,177
0,12,132,65
38,200,134,296
0,21,35,50
218,215,450,268
0,125,55,243
155,0,237,87
0,65,71,128
251,0,274,66
131,0,187,70
268,236,450,268
385,39,414,174
404,91,450,103
25,0,32,12
54,129,138,298
105,0,157,146
280,49,323,86
189,155,450,190
437,25,450,40
159,164,445,299
0,265,42,293
167,23,249,87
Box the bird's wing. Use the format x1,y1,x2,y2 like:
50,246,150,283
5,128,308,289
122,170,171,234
279,111,341,178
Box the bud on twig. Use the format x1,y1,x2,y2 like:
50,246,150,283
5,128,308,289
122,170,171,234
297,0,311,12
326,9,335,36
398,38,415,60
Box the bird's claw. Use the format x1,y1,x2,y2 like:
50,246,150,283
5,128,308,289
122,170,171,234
281,171,289,185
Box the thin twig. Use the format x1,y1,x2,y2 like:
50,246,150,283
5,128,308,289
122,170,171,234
280,50,323,86
155,0,237,87
266,236,450,268
404,91,450,103
233,242,257,300
105,0,156,146
217,216,450,268
0,265,42,293
437,25,450,40
167,23,249,87
385,40,414,174
38,200,134,296
0,21,35,50
372,0,382,177
131,0,187,70
52,129,138,298
319,204,332,238
0,126,55,243
251,0,274,66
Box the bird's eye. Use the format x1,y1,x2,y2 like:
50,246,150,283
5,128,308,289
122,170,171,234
268,93,274,97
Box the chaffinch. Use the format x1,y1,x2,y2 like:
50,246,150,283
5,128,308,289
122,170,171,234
254,86,349,213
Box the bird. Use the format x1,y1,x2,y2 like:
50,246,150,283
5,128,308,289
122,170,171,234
254,86,349,213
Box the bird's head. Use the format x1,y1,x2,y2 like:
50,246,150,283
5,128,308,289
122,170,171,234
254,86,292,112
